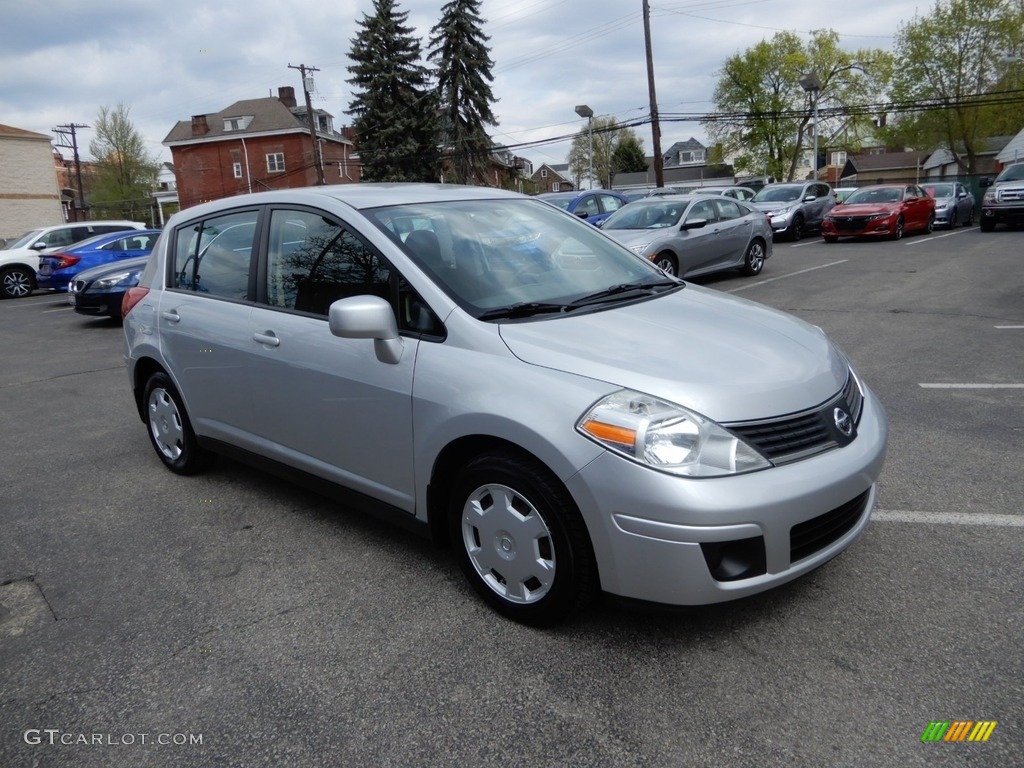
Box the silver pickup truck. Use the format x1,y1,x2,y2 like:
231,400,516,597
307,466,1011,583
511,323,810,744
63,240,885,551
979,162,1024,231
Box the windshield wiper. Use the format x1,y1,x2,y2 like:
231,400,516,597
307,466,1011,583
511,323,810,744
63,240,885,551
477,302,569,320
569,279,681,308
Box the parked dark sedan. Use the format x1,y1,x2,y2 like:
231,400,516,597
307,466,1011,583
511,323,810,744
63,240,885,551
68,256,149,318
821,184,935,242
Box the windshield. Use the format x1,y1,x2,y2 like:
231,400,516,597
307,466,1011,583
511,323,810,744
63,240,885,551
845,187,902,205
8,229,44,249
751,186,801,203
924,184,953,198
602,200,686,230
368,199,675,317
995,163,1024,182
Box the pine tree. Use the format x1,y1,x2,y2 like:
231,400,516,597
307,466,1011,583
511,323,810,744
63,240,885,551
347,0,440,182
428,0,497,185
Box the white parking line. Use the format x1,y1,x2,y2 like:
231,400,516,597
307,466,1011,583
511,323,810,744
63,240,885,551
43,306,73,313
995,325,1024,329
727,260,848,293
873,510,1024,527
904,227,974,245
919,383,1024,389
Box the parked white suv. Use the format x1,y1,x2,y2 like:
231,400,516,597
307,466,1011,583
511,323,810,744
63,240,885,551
0,220,146,299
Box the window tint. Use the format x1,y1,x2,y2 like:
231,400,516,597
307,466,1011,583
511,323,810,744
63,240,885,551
714,198,743,221
686,200,717,223
93,225,132,236
599,194,624,213
575,195,600,217
174,210,257,299
265,208,391,317
42,228,76,248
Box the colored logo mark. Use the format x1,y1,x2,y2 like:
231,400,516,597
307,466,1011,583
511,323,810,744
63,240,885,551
921,721,997,742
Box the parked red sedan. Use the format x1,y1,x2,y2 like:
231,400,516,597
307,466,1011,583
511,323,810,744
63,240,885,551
821,184,935,242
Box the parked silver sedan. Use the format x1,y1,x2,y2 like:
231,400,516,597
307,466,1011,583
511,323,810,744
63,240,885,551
599,194,772,278
923,181,975,227
123,184,886,626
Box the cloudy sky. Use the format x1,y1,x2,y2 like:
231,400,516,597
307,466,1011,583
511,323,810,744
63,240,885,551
2,0,927,170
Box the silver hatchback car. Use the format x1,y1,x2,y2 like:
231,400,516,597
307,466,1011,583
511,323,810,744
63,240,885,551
123,184,887,625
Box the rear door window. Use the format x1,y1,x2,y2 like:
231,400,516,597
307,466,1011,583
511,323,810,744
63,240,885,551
173,210,258,299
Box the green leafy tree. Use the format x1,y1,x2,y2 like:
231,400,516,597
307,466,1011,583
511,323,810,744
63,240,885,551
88,103,158,223
704,30,891,181
886,0,1024,173
428,0,498,185
347,0,440,182
610,132,648,186
568,117,644,188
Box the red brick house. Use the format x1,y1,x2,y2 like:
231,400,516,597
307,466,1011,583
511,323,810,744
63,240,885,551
163,87,358,210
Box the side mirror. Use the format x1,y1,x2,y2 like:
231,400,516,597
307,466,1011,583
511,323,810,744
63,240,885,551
803,195,816,202
681,218,708,230
328,295,404,364
574,210,589,219
30,242,47,250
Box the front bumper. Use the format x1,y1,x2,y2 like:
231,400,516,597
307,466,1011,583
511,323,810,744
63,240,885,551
821,217,897,238
981,204,1024,224
73,289,126,317
565,385,888,606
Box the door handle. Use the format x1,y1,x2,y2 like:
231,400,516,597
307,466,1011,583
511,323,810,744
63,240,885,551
161,310,180,323
253,331,280,347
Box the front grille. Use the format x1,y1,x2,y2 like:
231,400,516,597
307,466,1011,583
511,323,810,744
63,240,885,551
790,490,870,562
832,216,872,232
72,279,87,294
997,186,1024,203
726,373,863,465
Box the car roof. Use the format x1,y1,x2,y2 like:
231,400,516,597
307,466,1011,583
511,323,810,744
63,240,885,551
61,228,162,251
176,184,525,222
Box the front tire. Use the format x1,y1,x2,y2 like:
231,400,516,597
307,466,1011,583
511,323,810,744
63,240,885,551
143,372,214,475
653,252,678,276
0,267,36,299
449,450,597,626
892,216,905,240
925,213,935,234
740,239,766,276
789,216,804,241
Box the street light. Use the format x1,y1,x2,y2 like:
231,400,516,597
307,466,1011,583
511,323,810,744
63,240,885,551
799,72,821,181
575,104,594,189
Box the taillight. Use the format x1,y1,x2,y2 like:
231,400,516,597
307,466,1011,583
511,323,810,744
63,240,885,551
52,254,81,269
122,286,149,318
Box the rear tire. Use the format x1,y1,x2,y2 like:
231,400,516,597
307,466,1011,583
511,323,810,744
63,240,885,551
0,266,36,299
448,450,597,626
740,239,766,276
143,372,215,475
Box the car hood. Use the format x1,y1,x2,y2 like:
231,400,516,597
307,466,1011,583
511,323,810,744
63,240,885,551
829,203,898,216
749,200,798,213
497,285,847,423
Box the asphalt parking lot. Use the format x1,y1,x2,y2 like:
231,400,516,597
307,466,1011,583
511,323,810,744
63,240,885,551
2,224,1022,767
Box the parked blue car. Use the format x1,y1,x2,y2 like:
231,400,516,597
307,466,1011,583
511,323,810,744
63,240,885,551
536,189,629,226
36,229,161,291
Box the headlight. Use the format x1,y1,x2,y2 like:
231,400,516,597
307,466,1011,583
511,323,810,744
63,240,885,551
628,243,650,255
95,271,137,289
576,390,771,477
867,212,892,221
983,190,996,203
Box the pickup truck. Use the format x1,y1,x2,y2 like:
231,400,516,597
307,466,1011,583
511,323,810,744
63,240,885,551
979,162,1024,231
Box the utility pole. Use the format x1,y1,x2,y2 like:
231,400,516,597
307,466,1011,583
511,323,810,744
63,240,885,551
52,123,89,220
288,63,326,185
642,0,664,188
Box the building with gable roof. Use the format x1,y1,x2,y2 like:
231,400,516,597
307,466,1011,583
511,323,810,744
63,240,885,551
163,87,358,209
